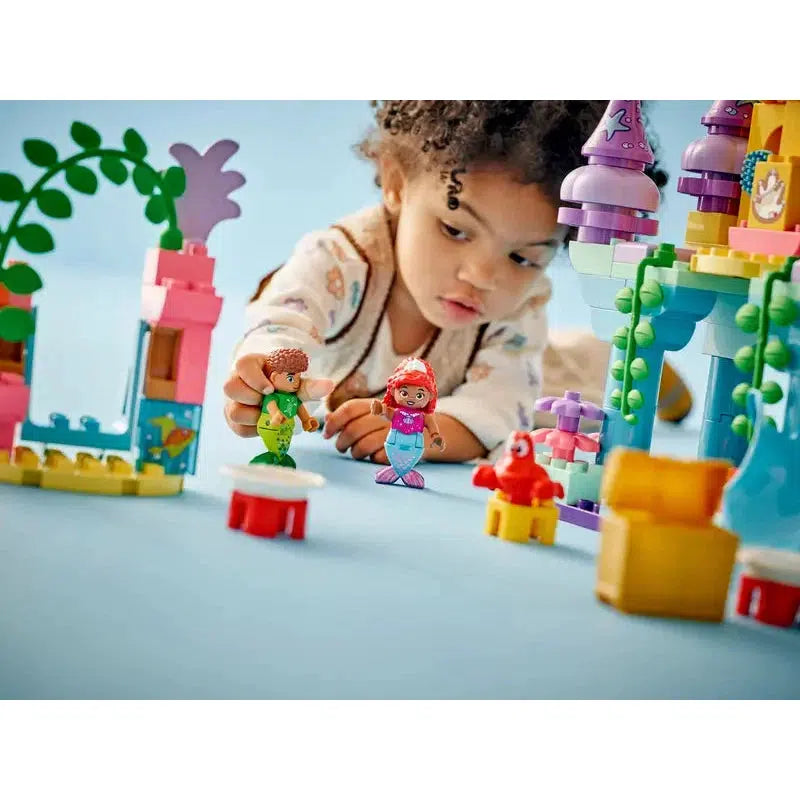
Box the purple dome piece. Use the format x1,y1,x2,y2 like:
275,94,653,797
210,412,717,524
582,101,654,167
677,101,754,215
560,164,660,212
681,134,749,174
701,100,754,133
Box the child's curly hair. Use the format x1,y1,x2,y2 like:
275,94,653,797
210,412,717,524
357,101,668,229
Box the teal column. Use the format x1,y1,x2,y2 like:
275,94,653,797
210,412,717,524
698,356,748,465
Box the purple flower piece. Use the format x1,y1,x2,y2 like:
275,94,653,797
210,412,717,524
169,140,246,244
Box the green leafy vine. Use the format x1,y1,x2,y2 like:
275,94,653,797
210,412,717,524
731,255,798,438
609,243,676,424
0,121,185,342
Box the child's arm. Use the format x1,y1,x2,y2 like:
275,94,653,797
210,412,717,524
224,230,366,437
237,232,365,362
432,294,549,463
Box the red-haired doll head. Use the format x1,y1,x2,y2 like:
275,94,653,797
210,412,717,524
383,357,438,414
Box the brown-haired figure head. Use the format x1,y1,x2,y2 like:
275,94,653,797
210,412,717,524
263,348,309,394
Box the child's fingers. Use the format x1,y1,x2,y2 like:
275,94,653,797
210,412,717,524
369,448,388,466
227,421,261,438
299,378,335,402
234,354,274,395
334,413,387,454
223,373,263,406
224,402,261,438
225,401,261,426
323,398,372,439
350,429,390,461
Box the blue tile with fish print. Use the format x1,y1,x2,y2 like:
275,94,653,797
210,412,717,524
136,398,203,476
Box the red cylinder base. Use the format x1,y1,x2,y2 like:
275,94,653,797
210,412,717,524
227,491,308,540
736,574,800,628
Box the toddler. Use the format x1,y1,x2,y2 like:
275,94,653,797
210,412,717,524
224,101,691,464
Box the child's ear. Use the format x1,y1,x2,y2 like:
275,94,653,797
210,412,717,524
379,155,406,215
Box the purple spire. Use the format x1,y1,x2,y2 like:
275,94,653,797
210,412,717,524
582,100,655,169
701,100,753,135
558,101,660,244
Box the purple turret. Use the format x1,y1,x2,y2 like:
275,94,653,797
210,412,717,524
558,101,660,244
677,101,753,216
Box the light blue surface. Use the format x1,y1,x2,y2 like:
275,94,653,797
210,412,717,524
4,101,798,699
2,432,799,700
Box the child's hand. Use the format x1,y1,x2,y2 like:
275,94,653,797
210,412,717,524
303,417,320,433
370,400,383,416
299,378,335,403
322,398,390,463
223,354,274,437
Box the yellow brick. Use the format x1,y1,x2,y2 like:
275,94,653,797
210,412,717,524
484,492,558,546
747,159,800,231
684,211,738,248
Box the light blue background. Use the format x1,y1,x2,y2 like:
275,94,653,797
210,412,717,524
5,102,794,699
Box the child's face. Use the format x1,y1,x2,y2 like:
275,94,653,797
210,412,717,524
393,384,430,409
387,164,563,329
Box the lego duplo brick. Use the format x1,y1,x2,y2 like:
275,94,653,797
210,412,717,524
136,398,202,476
535,454,603,505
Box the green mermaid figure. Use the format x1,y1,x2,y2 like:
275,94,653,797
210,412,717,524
251,348,319,469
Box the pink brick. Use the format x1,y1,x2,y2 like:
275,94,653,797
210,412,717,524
728,225,800,258
142,245,216,289
0,372,30,449
141,284,223,327
0,286,33,310
612,241,653,264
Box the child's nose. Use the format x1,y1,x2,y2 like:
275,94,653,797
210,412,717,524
458,257,497,291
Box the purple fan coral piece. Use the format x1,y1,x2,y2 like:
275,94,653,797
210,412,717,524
169,140,246,244
534,390,604,434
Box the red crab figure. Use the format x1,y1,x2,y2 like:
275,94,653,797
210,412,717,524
472,431,564,506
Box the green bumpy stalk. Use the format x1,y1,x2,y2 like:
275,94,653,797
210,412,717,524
619,244,676,421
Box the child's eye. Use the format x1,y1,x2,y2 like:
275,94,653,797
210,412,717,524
287,374,295,383
440,221,469,241
416,392,424,400
400,389,408,397
509,252,539,269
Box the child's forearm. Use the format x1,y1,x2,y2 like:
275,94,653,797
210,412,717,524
424,414,486,463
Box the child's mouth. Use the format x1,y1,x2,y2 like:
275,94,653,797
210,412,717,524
439,296,482,322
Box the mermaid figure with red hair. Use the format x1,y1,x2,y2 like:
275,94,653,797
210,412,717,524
370,357,445,489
